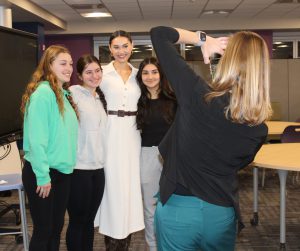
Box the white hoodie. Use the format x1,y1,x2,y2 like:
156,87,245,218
69,85,107,170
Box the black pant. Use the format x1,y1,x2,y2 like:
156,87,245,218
22,161,71,251
66,168,105,251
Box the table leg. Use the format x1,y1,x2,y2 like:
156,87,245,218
251,166,259,226
278,169,288,250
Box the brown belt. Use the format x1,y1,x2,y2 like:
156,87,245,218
108,110,137,117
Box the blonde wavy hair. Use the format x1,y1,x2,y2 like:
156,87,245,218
205,31,272,126
20,45,78,118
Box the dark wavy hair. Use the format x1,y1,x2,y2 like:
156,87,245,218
76,54,107,113
136,57,176,130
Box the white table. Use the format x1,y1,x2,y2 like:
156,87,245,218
252,143,300,250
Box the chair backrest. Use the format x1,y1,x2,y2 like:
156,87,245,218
281,125,300,143
295,117,300,123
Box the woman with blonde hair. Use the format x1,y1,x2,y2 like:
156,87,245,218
21,45,78,251
150,27,272,251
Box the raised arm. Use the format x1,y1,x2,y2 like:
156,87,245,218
174,28,228,64
150,26,227,104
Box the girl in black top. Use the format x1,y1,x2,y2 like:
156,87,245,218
150,27,272,251
136,57,176,251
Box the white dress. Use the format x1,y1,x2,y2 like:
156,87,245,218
95,61,144,239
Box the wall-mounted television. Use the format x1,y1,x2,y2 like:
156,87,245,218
0,26,38,146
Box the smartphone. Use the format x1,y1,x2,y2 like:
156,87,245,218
210,53,222,78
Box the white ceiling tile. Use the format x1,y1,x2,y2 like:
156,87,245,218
31,0,63,4
10,0,300,32
102,0,136,3
242,0,275,4
64,0,101,4
205,0,241,10
138,0,172,2
38,4,74,11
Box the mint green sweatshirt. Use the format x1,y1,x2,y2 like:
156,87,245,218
23,81,78,186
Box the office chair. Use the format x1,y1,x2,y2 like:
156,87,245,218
0,174,29,250
281,125,300,185
281,125,300,143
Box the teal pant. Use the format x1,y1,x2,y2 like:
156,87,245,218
155,194,236,251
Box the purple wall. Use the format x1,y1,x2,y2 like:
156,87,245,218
45,35,93,85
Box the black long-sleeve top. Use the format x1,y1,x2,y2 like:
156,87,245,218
150,26,267,223
141,98,176,147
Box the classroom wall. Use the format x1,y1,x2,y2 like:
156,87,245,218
287,60,300,121
44,33,299,121
267,59,300,122
191,59,300,122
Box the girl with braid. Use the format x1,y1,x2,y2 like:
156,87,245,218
21,45,78,251
66,54,107,251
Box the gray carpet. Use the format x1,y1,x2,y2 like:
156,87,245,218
1,167,300,250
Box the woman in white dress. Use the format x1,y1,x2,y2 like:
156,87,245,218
95,30,144,250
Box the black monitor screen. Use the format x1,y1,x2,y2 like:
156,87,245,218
0,26,37,145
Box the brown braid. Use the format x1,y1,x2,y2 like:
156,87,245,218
96,86,107,113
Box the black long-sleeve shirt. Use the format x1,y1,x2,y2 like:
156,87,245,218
150,26,267,223
141,98,176,147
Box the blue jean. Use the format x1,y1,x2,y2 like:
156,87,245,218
155,194,236,251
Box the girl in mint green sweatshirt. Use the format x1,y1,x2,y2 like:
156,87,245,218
20,45,78,251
